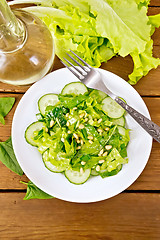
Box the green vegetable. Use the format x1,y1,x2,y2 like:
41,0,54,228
128,40,160,84
101,148,128,172
45,105,67,127
21,181,54,200
0,137,23,176
58,94,87,108
0,137,53,200
99,165,122,178
25,82,130,184
0,97,15,124
149,14,160,29
10,0,160,84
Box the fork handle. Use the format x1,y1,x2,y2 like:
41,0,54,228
115,97,160,143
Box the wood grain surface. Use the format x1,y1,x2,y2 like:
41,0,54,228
0,193,159,240
0,1,160,240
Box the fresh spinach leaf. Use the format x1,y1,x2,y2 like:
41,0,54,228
21,181,54,200
0,114,5,125
0,97,15,124
0,137,23,176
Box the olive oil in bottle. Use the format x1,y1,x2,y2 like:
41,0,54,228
0,1,55,85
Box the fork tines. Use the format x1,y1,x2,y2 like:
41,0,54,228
61,50,91,80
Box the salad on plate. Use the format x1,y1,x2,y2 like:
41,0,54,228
25,82,130,184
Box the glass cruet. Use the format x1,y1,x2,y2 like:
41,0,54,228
0,0,55,85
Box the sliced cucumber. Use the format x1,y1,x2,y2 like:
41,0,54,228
97,90,108,99
99,165,122,178
102,97,125,119
25,121,44,146
65,168,91,184
61,82,88,95
42,150,65,173
89,89,107,102
117,126,126,136
38,94,59,115
111,116,125,127
91,169,99,176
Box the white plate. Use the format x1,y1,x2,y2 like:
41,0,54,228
12,68,152,203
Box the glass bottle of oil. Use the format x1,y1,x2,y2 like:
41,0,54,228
0,0,55,85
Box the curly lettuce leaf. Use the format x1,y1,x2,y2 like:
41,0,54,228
128,40,160,84
149,14,160,35
135,0,150,8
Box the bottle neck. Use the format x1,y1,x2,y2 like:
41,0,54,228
0,0,26,52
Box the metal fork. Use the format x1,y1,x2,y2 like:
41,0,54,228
61,50,160,143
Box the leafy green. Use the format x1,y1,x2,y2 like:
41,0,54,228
0,114,5,125
103,125,117,145
11,0,160,84
128,40,160,85
58,94,87,108
24,82,130,183
149,14,160,29
101,148,128,172
21,181,54,200
45,105,67,127
80,140,102,155
0,137,23,176
108,128,129,157
149,14,160,35
0,97,15,124
0,137,54,200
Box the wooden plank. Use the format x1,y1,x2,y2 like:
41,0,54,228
0,94,160,190
150,0,160,6
0,193,159,239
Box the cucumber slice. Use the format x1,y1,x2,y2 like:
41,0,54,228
65,168,91,184
42,150,65,173
91,169,99,176
111,116,125,126
25,121,44,146
99,165,122,178
89,89,107,101
97,90,107,99
102,97,125,119
38,94,59,115
61,82,88,95
118,126,126,136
